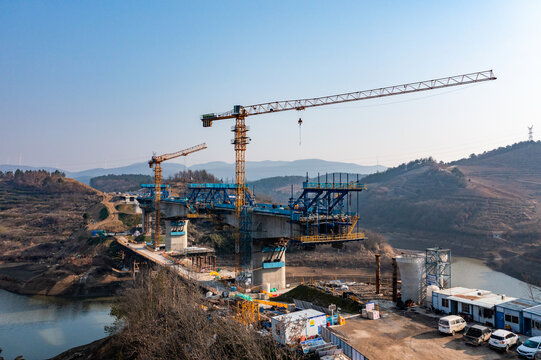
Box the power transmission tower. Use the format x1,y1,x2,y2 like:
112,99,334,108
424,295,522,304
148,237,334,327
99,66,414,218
528,126,534,141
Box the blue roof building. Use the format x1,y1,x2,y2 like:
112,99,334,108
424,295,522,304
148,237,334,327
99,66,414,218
495,298,540,334
523,304,541,337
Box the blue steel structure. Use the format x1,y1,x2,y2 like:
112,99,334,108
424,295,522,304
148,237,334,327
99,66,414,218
138,180,365,242
137,178,366,275
186,183,255,207
139,184,170,199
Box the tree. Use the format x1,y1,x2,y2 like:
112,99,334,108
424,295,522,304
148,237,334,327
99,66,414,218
109,268,299,360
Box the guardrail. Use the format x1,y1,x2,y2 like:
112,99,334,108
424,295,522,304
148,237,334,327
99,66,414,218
294,232,365,244
303,182,367,190
321,327,369,360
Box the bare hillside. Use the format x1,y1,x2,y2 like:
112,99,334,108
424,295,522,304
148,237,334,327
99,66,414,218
352,142,541,284
0,170,128,296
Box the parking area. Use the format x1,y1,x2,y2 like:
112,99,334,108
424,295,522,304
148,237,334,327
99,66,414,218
337,309,522,360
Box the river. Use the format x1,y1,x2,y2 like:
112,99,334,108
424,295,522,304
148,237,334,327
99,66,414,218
452,257,541,300
0,289,114,360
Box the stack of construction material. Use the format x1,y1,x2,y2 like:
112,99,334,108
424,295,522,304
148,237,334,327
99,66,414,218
367,310,380,320
362,302,380,320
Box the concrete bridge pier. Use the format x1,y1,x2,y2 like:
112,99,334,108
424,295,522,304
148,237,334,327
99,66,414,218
252,240,286,291
165,219,188,252
141,209,151,235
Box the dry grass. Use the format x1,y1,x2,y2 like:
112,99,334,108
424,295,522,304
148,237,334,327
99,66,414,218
109,268,300,360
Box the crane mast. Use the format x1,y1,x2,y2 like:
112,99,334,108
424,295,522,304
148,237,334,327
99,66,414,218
148,143,207,249
201,70,496,278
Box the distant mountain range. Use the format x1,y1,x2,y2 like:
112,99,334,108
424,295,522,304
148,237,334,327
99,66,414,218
0,160,386,185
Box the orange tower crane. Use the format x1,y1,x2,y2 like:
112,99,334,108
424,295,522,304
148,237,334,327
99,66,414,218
201,70,496,277
148,143,207,249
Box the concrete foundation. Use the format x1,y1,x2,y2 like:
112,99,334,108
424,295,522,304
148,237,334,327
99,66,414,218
165,220,188,252
252,241,286,290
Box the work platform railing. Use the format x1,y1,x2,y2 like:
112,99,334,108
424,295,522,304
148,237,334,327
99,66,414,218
302,181,367,190
293,232,365,244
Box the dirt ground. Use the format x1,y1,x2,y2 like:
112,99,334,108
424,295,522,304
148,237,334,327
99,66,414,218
337,309,520,360
286,265,393,284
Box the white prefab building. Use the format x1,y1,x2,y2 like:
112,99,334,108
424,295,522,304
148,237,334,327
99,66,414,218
432,287,516,327
432,287,472,313
524,305,541,337
271,309,327,345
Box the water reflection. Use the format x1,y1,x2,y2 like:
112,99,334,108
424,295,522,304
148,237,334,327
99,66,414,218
0,289,114,360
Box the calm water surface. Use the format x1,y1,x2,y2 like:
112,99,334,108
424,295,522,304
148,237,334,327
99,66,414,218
0,289,114,360
452,257,541,300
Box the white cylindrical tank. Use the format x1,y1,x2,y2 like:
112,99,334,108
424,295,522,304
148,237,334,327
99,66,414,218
396,254,426,304
426,284,440,308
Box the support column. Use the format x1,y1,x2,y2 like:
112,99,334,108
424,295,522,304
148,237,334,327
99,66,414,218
165,219,188,252
392,257,398,302
375,254,381,295
142,210,151,235
252,240,286,290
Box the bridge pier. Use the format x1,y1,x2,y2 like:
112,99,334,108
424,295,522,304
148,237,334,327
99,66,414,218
165,219,188,252
141,209,151,235
252,240,286,290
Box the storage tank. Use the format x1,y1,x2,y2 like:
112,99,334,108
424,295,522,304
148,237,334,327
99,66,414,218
425,284,440,308
396,254,426,304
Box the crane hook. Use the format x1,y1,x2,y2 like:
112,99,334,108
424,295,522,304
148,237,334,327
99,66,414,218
298,118,303,146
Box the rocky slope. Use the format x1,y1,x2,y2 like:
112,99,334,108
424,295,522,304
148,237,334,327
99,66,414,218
0,170,129,296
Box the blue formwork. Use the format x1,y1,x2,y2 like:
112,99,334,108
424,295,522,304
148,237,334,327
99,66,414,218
262,261,285,269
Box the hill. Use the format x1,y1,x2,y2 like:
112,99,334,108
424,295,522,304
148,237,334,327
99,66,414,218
90,174,153,193
0,170,128,296
1,159,385,185
189,159,384,182
353,141,541,285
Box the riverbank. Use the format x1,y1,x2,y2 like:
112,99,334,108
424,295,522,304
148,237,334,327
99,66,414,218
0,260,131,298
49,336,117,360
383,231,541,287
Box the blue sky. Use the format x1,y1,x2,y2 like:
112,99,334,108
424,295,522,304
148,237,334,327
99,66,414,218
1,1,540,171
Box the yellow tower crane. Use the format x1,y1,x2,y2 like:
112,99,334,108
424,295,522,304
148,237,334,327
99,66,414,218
148,143,207,249
201,70,496,277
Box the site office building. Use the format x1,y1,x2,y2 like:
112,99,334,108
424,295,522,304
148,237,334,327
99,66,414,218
271,309,327,346
432,287,516,327
494,298,539,335
523,305,541,337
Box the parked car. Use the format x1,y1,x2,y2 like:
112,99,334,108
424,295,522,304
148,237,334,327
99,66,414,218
517,336,541,359
463,325,492,346
438,315,467,335
488,329,519,352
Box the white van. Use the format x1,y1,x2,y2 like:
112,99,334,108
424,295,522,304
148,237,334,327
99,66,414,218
438,315,466,335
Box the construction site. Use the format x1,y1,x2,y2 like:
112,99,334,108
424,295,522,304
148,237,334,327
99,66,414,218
94,70,541,359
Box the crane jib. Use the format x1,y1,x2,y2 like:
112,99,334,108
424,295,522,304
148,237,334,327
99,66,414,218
200,70,496,125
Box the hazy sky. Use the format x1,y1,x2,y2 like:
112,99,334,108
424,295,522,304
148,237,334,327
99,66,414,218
1,1,540,171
